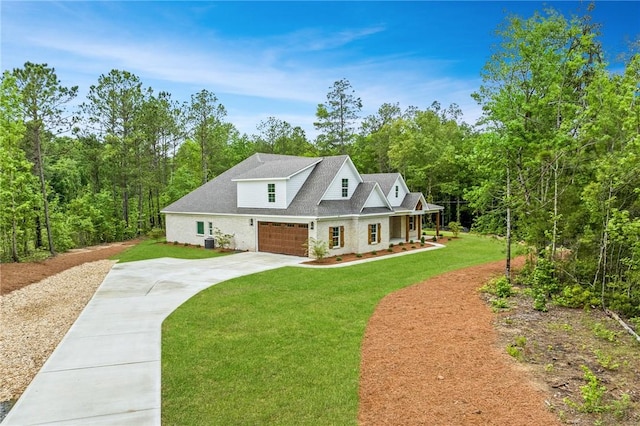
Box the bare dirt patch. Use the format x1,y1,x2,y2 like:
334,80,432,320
0,242,134,295
487,284,640,424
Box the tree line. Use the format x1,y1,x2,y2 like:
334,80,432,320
1,8,638,316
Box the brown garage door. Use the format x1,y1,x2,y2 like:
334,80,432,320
258,222,309,257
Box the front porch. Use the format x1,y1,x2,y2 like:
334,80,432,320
388,210,442,244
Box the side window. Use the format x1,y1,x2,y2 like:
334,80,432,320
196,221,204,235
409,216,415,231
395,185,399,198
208,221,213,236
341,178,348,197
368,223,382,244
329,226,344,248
268,183,276,203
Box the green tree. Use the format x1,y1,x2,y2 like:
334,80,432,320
352,102,403,173
185,89,228,184
0,72,38,261
472,8,603,280
388,104,464,201
314,78,362,155
162,139,202,205
254,116,314,156
12,62,78,255
81,69,147,234
138,91,183,229
578,54,640,314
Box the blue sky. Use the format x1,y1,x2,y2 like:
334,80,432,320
2,1,638,138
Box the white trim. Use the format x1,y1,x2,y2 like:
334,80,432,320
318,157,363,204
361,182,394,211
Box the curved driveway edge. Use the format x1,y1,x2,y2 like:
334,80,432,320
2,252,305,426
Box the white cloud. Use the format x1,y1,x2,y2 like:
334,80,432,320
4,6,482,137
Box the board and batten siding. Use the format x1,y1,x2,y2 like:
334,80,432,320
237,180,287,209
363,188,389,208
322,161,361,200
286,167,315,207
388,176,409,207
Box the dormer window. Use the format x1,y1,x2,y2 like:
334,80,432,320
342,178,348,197
268,183,275,203
395,185,399,198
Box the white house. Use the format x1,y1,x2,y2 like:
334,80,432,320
161,153,443,258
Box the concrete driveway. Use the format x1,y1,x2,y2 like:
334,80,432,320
2,252,305,426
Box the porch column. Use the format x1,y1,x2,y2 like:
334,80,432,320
435,211,440,237
405,216,409,242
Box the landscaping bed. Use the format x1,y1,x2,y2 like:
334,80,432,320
303,238,449,265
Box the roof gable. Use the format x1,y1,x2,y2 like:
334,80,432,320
319,156,363,202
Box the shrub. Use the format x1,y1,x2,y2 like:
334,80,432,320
593,349,620,370
576,366,607,413
592,322,617,342
554,284,600,308
506,345,523,361
213,227,235,250
304,238,329,261
147,227,165,240
526,257,559,312
356,253,363,258
371,250,377,255
495,276,512,298
420,236,425,244
480,276,512,298
492,298,509,310
335,257,342,262
448,221,461,237
388,243,394,248
387,248,393,252
402,247,407,251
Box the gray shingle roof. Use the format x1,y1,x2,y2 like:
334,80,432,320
361,173,400,194
398,193,444,213
161,153,394,218
233,155,321,180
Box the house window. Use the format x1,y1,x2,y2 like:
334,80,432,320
196,221,204,235
329,226,344,248
268,183,275,203
208,222,213,236
368,223,382,244
395,185,399,198
341,178,348,197
409,216,416,231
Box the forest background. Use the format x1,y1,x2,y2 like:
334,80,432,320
1,7,639,319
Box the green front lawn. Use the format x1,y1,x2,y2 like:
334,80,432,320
162,235,506,425
111,239,230,263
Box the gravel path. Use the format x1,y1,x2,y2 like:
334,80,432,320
0,260,115,403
